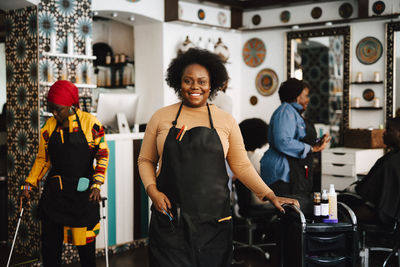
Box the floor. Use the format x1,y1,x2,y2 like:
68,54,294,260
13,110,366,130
1,242,399,266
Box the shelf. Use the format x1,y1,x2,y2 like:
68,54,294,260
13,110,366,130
39,81,97,88
42,52,96,60
351,107,383,110
99,84,135,89
350,81,383,85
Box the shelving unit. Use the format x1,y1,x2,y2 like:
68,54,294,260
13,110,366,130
42,52,96,60
351,107,383,110
350,81,383,85
39,81,97,89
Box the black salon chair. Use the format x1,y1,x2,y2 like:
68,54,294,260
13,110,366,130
231,180,278,265
338,192,400,267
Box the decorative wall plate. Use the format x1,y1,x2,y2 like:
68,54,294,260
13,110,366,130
372,1,385,15
198,9,205,20
362,88,375,101
250,96,258,105
311,7,322,19
242,38,266,67
252,14,261,25
217,12,227,25
255,68,279,96
339,3,353,18
356,36,383,65
280,10,290,23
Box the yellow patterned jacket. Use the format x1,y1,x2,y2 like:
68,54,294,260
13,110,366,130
26,108,109,245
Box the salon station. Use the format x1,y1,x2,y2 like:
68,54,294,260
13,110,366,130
1,0,400,266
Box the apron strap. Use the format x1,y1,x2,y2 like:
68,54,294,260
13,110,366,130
172,102,215,129
172,103,184,126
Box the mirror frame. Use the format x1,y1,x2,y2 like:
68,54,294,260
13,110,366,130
286,26,351,132
385,21,400,120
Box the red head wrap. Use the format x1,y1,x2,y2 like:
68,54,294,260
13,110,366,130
47,80,79,108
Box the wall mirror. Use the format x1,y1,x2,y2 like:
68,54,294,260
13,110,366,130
386,21,400,120
287,26,350,146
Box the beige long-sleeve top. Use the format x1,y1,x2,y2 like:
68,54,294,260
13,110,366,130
138,102,273,200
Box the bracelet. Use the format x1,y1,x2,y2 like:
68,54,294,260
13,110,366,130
90,183,101,190
20,185,32,191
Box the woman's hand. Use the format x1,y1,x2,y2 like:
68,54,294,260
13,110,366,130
147,184,173,218
312,133,331,152
19,183,32,211
89,183,102,202
264,191,300,213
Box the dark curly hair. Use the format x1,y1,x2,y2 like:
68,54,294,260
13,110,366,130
239,118,268,151
278,78,308,103
165,48,229,99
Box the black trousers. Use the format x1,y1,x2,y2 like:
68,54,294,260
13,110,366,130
41,216,96,267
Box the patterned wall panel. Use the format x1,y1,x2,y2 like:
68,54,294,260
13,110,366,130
37,0,94,263
6,6,41,258
38,0,93,122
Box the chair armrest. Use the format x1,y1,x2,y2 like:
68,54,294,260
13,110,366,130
282,203,307,232
338,201,357,225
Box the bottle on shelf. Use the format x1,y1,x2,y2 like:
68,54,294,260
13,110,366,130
105,52,112,65
61,63,68,80
67,33,74,55
313,192,321,223
327,184,338,223
321,189,329,220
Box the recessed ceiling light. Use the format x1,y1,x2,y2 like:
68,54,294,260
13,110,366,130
93,11,99,16
129,16,135,22
112,12,118,18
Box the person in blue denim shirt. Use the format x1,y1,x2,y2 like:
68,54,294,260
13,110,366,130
261,78,330,198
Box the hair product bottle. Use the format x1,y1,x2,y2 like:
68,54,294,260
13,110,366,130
313,192,321,223
328,184,338,223
321,190,329,220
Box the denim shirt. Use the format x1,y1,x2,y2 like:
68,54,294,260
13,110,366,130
260,102,312,186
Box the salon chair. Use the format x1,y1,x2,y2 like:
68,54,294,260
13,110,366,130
231,180,278,265
338,192,400,267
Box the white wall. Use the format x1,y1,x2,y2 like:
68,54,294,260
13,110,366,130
134,22,165,124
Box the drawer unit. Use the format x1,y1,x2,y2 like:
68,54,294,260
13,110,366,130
321,147,383,191
321,175,357,191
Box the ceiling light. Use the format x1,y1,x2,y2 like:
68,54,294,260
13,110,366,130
112,12,118,18
292,25,299,30
325,22,333,26
129,16,135,22
93,11,99,16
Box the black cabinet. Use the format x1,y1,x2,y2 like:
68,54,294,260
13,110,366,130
278,205,357,267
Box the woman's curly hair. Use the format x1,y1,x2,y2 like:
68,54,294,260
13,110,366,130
165,48,229,99
239,118,268,151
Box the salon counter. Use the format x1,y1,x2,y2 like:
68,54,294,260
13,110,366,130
96,132,148,249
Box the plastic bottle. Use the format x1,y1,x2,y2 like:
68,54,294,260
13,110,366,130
313,192,321,223
328,184,338,222
321,189,329,219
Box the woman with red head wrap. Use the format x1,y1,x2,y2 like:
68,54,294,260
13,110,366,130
21,80,109,267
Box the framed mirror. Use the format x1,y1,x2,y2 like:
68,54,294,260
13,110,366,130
386,21,400,119
286,26,350,146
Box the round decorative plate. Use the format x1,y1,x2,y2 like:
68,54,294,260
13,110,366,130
198,9,205,20
311,7,322,19
217,12,227,25
362,89,375,101
356,36,383,65
372,1,385,15
252,14,261,25
250,96,258,105
280,10,290,23
339,3,353,18
255,68,279,96
242,38,266,67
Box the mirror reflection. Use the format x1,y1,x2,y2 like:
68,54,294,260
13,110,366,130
292,36,344,146
287,27,350,147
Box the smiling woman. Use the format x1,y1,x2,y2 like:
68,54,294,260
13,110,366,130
138,48,300,267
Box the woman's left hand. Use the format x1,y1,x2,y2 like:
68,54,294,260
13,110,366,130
89,185,101,203
264,191,300,213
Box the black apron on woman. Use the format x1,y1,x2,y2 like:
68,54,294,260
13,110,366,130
149,103,232,267
39,113,99,228
286,112,317,196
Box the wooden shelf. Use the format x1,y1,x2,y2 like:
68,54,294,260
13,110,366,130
39,81,97,89
42,52,96,60
351,107,383,110
350,81,383,85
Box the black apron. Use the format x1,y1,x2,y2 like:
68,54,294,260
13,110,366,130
287,111,317,195
39,113,100,228
149,103,232,267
